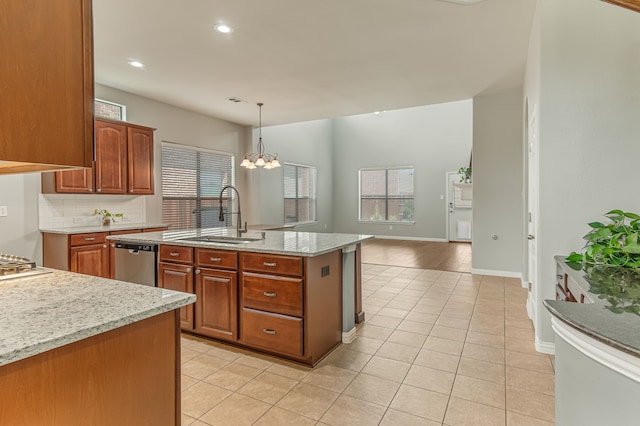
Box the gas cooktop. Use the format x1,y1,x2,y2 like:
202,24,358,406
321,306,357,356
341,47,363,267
0,253,51,281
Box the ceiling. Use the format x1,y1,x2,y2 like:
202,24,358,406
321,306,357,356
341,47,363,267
93,0,537,127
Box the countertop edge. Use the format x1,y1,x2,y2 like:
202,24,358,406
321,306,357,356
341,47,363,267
40,223,169,234
0,293,195,367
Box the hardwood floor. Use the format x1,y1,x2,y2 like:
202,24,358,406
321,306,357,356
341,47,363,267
361,239,471,273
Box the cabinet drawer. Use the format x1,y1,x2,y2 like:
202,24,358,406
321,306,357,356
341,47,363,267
70,232,107,246
242,272,303,317
196,248,238,270
242,308,303,358
160,245,194,264
241,253,303,277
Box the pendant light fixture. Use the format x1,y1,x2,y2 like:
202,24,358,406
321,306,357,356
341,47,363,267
240,103,281,170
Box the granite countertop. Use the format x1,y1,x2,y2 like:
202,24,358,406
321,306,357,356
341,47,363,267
545,256,640,357
0,269,195,366
40,223,168,234
108,228,374,257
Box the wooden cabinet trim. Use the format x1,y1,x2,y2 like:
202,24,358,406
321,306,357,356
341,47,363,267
195,268,238,341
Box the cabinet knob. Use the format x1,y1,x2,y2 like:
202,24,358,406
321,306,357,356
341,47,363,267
262,329,277,335
195,269,201,274
186,268,192,273
102,244,107,249
97,188,101,192
88,189,92,192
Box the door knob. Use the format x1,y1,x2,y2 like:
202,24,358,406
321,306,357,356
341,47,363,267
528,235,535,240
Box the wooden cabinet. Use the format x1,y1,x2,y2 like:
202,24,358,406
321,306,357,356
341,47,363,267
195,268,238,341
0,0,93,174
95,120,127,194
43,227,169,280
602,0,640,13
159,246,195,330
66,232,109,278
239,251,342,365
42,118,155,195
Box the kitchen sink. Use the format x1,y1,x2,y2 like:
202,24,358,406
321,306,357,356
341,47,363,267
178,235,262,244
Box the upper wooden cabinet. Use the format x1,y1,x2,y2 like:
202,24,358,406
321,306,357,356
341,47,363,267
42,119,155,195
0,0,94,174
602,0,640,13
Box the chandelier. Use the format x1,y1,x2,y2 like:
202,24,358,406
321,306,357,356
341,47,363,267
240,103,281,169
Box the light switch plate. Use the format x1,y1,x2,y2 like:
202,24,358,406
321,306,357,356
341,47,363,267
0,206,7,217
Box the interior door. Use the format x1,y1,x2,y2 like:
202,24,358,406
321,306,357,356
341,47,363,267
527,108,539,319
446,172,472,242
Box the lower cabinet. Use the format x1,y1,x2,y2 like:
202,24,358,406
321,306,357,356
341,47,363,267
157,245,342,366
70,242,109,278
195,268,237,341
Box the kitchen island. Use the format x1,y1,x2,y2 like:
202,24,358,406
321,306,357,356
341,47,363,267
545,257,640,426
0,269,195,425
110,228,373,365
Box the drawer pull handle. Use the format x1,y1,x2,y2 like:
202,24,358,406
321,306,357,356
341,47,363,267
84,237,96,241
211,277,230,283
263,329,277,335
169,252,180,257
210,257,222,262
263,262,277,267
263,291,277,297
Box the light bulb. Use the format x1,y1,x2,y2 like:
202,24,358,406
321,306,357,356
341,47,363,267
255,157,266,167
264,161,273,169
248,162,257,169
240,158,250,167
271,158,281,168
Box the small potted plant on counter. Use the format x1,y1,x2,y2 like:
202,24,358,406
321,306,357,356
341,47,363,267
93,209,123,226
457,166,472,183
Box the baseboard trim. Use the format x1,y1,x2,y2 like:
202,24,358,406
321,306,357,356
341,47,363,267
470,268,522,279
535,335,555,355
372,235,448,242
342,327,357,344
520,277,528,288
526,295,536,321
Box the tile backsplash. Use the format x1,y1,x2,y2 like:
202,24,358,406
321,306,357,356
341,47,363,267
39,194,146,229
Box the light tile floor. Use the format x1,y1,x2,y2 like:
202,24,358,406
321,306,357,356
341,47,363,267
181,264,555,425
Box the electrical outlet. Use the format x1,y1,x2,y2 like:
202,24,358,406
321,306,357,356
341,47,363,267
73,217,83,223
0,206,7,217
121,216,130,222
389,225,393,230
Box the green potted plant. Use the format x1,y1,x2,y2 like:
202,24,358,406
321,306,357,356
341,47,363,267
457,166,472,183
566,209,640,268
93,209,123,226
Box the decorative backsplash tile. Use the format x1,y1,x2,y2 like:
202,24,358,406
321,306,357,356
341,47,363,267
39,195,146,229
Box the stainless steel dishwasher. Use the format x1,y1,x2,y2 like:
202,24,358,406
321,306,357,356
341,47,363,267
113,242,158,287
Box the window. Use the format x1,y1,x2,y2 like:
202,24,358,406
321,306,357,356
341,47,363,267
161,143,234,229
94,98,126,121
360,167,414,222
284,163,317,224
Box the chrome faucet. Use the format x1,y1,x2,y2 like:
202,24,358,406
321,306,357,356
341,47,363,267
218,185,247,236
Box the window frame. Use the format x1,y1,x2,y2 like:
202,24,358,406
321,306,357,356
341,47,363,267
161,141,235,230
358,166,415,224
283,162,318,226
94,98,127,121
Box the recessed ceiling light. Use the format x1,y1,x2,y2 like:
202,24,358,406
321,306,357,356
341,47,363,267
214,24,233,34
128,60,144,68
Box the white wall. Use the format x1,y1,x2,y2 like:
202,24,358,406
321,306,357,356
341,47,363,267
527,0,640,347
472,89,524,277
332,101,473,239
94,84,250,224
0,174,42,261
244,120,334,232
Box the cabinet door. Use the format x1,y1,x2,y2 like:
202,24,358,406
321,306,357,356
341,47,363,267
195,268,238,341
70,243,109,278
95,120,127,194
0,0,93,170
159,262,194,330
54,168,94,193
127,126,154,194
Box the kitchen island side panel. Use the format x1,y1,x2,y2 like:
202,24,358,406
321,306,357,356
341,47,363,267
0,310,180,426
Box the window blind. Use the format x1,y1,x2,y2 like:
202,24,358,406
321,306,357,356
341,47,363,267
284,163,317,224
360,167,414,222
161,143,234,229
